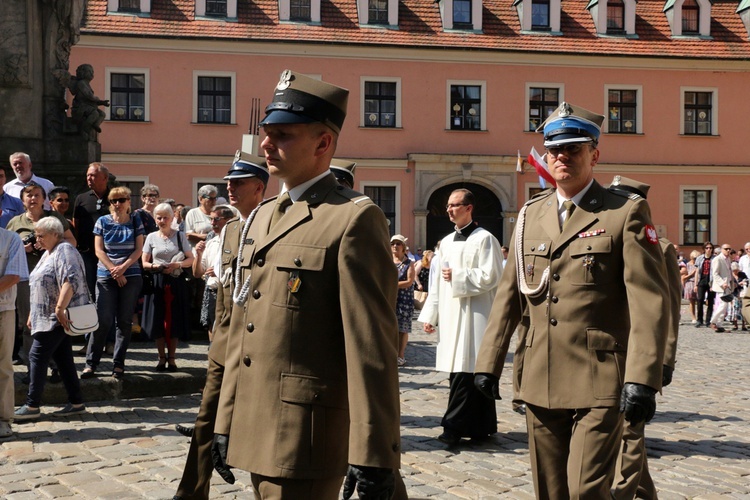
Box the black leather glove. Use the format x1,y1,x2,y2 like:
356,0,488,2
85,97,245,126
662,364,674,388
619,382,657,424
341,465,394,500
474,373,501,400
211,434,235,484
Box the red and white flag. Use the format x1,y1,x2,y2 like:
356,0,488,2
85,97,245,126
527,147,556,189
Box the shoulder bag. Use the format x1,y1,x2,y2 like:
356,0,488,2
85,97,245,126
65,302,99,336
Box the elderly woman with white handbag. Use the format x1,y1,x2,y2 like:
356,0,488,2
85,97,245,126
14,217,92,422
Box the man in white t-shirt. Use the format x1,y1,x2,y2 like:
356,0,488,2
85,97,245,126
5,153,55,210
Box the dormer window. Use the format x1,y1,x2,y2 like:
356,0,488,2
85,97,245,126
196,0,237,18
514,0,561,34
357,0,398,26
280,0,320,23
663,0,711,37
587,0,636,36
109,0,151,14
737,0,750,38
607,0,624,32
681,0,699,33
439,0,482,31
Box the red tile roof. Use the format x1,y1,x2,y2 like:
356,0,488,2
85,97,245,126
81,0,750,60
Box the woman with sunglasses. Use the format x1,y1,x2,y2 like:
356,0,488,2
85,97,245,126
81,187,144,379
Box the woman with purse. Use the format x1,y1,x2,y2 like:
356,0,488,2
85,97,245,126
14,217,89,421
141,203,194,372
80,187,144,380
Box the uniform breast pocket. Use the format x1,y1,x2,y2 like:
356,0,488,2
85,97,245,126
272,243,326,309
569,236,613,286
522,239,551,287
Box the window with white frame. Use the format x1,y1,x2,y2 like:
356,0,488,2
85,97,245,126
514,0,561,33
681,187,715,245
106,70,149,122
526,85,562,131
448,81,486,131
369,0,388,24
440,0,482,31
196,0,237,17
681,88,717,136
363,182,399,235
361,78,401,128
663,0,711,37
193,71,236,125
357,0,398,26
108,0,151,13
587,0,637,35
279,0,320,22
604,85,642,134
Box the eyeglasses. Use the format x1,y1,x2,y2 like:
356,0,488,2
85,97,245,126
202,196,218,201
546,144,587,157
722,247,732,251
446,203,468,210
53,198,70,203
96,199,103,210
391,241,403,246
209,216,228,222
110,198,129,204
143,194,158,198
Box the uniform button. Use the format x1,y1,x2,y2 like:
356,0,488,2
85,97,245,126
294,258,302,267
586,245,592,251
256,258,264,267
553,274,560,281
243,355,251,367
246,323,254,332
392,443,400,452
252,289,261,299
551,296,558,303
313,393,321,401
553,253,561,259
550,318,558,326
531,246,535,251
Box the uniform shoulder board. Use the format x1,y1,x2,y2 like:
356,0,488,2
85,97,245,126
333,185,373,205
524,188,554,207
608,186,642,201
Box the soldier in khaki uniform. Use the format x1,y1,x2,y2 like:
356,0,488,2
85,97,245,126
174,152,268,499
212,70,401,499
608,178,681,500
474,102,669,499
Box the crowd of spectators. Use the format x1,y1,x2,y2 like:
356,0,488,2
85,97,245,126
1,153,225,427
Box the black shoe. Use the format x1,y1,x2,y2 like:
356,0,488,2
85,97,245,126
175,423,194,438
80,368,95,379
49,369,62,384
437,430,461,446
112,369,124,380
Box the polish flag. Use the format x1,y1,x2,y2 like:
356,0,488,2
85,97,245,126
528,147,556,189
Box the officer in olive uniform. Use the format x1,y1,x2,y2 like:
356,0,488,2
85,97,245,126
174,152,268,500
212,71,401,499
609,177,680,500
474,102,669,499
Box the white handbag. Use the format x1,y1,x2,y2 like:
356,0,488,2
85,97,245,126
65,303,99,336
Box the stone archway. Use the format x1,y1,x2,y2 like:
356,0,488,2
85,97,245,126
425,183,503,251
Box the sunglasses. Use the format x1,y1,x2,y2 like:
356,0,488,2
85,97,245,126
202,196,218,201
110,198,129,204
143,194,158,198
53,198,70,203
546,143,588,157
209,216,228,222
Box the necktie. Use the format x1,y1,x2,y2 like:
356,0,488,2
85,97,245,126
269,191,292,229
562,200,576,230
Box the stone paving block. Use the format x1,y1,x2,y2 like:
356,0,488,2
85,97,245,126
55,471,102,487
1,481,33,494
98,464,141,477
36,483,76,498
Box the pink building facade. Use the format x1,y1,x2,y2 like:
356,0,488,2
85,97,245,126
71,0,750,253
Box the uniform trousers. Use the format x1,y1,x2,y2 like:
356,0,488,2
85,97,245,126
526,403,623,500
613,419,657,499
741,296,750,326
251,473,344,500
175,357,224,499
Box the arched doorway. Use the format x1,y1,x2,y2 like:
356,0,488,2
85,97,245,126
425,183,503,251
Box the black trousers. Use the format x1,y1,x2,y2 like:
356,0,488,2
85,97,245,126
441,372,497,437
175,357,224,499
696,281,715,325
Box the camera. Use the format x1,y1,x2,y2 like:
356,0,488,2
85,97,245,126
22,234,36,246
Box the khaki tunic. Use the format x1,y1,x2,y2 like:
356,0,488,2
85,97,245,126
215,174,401,479
476,180,669,408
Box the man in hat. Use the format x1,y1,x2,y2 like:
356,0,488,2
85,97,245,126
474,102,669,498
607,176,680,499
417,188,503,446
212,70,401,499
330,159,356,189
173,151,268,500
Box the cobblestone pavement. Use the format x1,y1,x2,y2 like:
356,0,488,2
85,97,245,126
2,308,750,499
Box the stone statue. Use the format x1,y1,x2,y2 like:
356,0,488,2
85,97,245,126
56,64,110,141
